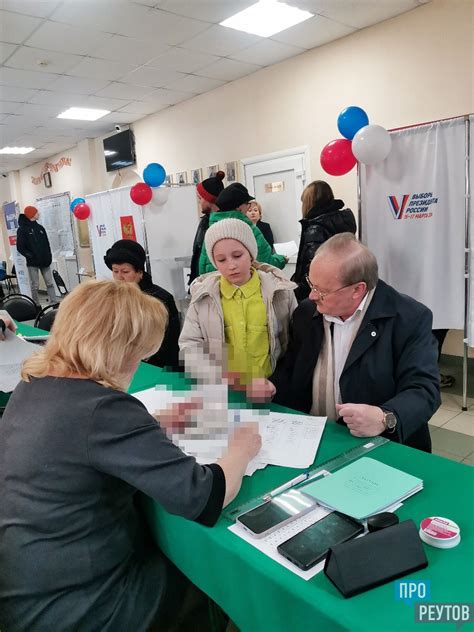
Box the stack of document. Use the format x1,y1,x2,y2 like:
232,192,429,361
302,457,423,520
132,386,326,475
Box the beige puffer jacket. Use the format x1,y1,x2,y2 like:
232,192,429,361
179,263,297,382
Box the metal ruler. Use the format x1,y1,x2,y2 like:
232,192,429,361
224,436,389,521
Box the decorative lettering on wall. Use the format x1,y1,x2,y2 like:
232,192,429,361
31,157,72,185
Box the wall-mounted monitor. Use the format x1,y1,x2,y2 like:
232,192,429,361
103,129,136,172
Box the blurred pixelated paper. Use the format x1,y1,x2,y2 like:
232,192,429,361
132,386,326,476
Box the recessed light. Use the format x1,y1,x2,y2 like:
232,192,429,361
220,0,313,38
0,146,35,155
57,107,110,121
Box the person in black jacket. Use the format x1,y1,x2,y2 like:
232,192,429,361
246,200,275,250
188,171,225,286
292,181,356,302
16,206,57,304
104,240,180,370
247,233,440,452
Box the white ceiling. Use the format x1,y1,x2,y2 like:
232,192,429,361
0,0,427,173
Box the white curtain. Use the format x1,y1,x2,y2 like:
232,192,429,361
361,118,466,330
468,115,474,345
86,186,145,280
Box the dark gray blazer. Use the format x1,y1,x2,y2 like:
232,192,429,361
270,280,440,452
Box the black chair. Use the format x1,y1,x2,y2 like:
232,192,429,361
52,269,68,296
1,262,17,294
1,293,39,322
34,303,60,331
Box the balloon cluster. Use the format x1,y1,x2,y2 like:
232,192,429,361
70,197,90,220
320,106,392,176
130,162,169,207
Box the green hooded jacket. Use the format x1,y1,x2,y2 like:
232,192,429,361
198,210,286,275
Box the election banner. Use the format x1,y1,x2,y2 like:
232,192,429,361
2,201,31,296
360,117,465,330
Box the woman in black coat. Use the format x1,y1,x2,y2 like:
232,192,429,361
246,200,275,250
292,181,356,302
104,240,181,370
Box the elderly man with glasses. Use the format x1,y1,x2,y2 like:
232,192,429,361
248,232,440,452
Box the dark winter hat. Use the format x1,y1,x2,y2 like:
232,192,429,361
216,183,253,212
196,170,225,203
104,239,146,272
23,205,38,219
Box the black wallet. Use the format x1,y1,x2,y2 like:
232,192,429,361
324,519,428,598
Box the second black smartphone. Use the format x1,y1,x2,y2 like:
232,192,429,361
277,511,364,571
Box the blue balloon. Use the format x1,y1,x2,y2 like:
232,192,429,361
70,197,85,212
337,106,369,141
143,163,166,188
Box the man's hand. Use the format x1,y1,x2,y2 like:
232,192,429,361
246,378,276,403
336,403,385,437
228,423,262,460
0,311,16,341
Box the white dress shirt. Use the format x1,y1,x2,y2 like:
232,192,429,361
323,290,373,405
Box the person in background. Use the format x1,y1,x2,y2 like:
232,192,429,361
181,219,296,387
189,170,226,286
246,200,274,250
199,183,287,275
248,233,440,453
104,239,180,371
292,181,356,302
0,280,261,631
16,205,57,305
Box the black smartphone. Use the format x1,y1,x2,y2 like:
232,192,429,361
236,490,317,538
277,511,364,570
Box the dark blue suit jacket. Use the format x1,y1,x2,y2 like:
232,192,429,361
270,280,440,452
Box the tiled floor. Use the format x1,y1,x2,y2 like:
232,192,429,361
429,392,474,464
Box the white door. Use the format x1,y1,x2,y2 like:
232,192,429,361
242,147,308,250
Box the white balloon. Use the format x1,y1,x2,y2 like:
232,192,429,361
352,124,392,165
152,186,170,207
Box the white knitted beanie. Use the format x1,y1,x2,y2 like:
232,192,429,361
205,218,258,268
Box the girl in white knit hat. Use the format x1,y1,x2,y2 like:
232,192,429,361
180,218,297,388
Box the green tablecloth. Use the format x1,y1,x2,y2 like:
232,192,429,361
130,363,474,632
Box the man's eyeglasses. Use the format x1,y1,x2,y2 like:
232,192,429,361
305,276,357,301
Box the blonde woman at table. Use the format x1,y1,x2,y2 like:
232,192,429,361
0,280,261,632
180,218,297,388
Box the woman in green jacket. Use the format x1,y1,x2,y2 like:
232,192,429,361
198,183,286,275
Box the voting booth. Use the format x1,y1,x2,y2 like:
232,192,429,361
359,114,472,407
86,184,199,300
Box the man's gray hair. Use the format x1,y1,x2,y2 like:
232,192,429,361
315,233,379,290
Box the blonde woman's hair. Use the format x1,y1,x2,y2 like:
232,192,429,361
301,180,334,218
22,279,168,391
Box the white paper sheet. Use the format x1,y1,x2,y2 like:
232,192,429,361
0,330,40,392
274,241,298,258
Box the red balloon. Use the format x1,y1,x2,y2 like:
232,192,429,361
130,182,153,205
73,202,90,220
320,139,357,176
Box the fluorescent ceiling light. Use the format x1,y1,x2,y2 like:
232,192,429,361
220,0,313,37
57,107,110,121
0,146,35,155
